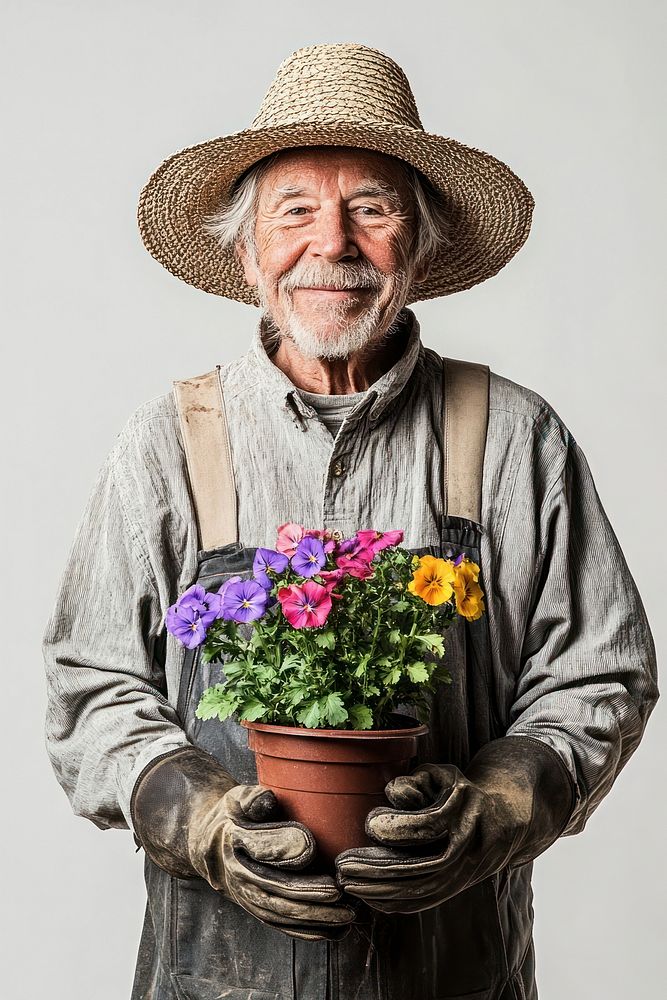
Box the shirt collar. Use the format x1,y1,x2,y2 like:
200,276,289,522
246,306,424,426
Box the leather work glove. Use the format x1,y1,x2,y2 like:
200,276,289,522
335,735,576,914
131,746,356,940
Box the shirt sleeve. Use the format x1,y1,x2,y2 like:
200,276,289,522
42,425,192,833
504,431,659,835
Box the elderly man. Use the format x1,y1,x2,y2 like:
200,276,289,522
43,43,658,1000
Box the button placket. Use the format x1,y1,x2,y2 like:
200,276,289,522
323,445,354,534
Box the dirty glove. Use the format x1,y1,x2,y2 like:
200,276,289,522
130,746,356,940
335,735,575,914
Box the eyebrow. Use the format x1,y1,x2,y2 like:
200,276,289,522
268,180,405,209
349,182,402,204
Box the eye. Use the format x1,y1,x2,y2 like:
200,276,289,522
286,206,309,216
355,206,382,216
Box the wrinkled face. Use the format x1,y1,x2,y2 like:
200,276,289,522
238,147,424,360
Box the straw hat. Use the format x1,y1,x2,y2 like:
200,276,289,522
138,43,534,304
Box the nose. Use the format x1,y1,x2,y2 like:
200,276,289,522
307,202,359,262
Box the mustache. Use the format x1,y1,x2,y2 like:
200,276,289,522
279,260,386,293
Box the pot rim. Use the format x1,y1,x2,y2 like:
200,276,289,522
241,711,428,740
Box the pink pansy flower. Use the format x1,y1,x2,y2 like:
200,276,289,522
355,529,404,555
277,580,333,629
276,522,304,557
317,568,347,599
336,546,377,580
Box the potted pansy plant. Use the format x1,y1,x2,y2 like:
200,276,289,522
166,524,485,866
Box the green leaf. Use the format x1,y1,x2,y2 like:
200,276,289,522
349,705,374,730
431,663,453,686
388,629,402,646
240,699,268,722
285,683,309,707
222,660,245,679
415,633,445,656
249,631,264,650
297,701,321,729
321,693,348,727
353,653,371,677
314,630,336,650
406,662,429,683
195,684,236,722
381,666,401,686
279,653,302,671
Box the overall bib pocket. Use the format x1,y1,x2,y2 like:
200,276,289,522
172,977,282,1000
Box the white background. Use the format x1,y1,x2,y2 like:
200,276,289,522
1,1,665,996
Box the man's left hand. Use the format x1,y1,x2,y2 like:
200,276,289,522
334,736,575,914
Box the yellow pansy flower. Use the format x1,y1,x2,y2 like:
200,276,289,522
407,555,456,606
461,557,480,582
452,562,485,621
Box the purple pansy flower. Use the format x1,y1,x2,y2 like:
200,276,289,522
218,575,243,600
291,536,327,577
253,547,290,591
453,553,465,567
220,579,269,623
165,584,222,649
335,536,359,556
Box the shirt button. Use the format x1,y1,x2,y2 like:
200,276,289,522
332,461,345,477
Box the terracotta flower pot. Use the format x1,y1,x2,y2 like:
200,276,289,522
241,713,428,869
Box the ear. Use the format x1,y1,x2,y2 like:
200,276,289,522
236,240,258,287
411,259,432,285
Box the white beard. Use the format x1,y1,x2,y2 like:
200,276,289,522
255,265,411,360
278,297,385,360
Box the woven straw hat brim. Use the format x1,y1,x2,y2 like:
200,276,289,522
138,120,534,304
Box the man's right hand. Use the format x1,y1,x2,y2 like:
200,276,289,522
130,746,356,941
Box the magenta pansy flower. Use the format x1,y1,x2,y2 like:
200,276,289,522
355,529,404,555
277,580,332,629
317,568,346,591
336,545,377,580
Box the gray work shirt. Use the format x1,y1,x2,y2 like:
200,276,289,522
295,385,369,439
42,307,659,839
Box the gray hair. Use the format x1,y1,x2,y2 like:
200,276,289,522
204,150,451,270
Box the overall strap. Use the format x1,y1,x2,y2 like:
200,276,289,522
172,367,238,551
442,357,490,523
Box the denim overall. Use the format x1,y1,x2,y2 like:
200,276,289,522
130,358,535,1000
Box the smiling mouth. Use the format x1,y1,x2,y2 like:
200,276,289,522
296,286,369,295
